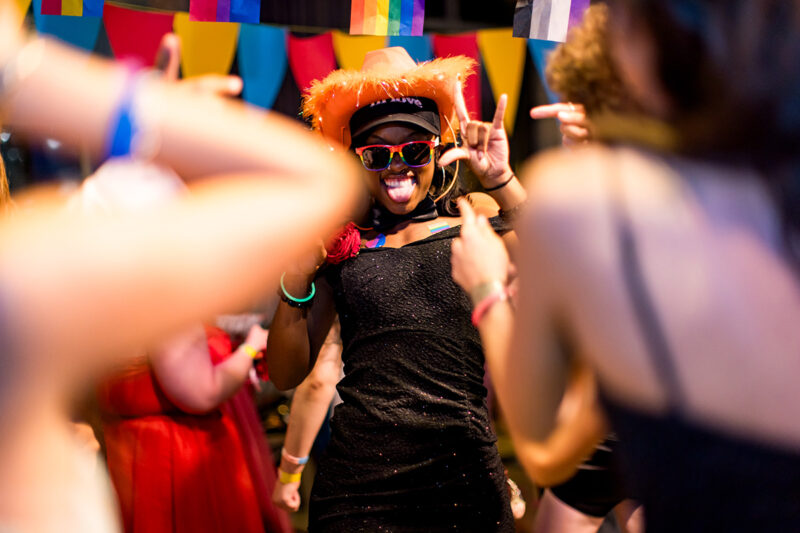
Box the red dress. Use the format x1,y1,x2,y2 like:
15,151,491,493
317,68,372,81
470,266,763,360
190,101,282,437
98,326,291,533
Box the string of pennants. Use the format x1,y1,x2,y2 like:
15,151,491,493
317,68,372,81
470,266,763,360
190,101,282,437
31,0,589,40
23,2,578,132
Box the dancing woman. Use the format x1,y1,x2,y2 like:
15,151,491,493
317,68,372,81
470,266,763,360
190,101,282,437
266,47,526,532
451,1,800,531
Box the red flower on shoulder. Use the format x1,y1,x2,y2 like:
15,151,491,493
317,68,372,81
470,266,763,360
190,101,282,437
325,222,361,264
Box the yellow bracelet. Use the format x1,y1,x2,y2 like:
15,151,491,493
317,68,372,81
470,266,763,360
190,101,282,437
278,469,302,484
241,344,259,359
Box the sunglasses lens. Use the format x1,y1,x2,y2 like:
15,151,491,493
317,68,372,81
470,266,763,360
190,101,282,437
402,142,432,167
361,147,392,170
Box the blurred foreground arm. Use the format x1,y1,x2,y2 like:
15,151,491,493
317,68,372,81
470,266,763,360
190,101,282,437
451,199,605,486
0,1,362,384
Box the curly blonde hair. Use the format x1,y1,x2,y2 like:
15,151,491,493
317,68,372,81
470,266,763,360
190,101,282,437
545,3,635,116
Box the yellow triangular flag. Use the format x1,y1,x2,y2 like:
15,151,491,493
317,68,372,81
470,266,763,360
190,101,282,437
15,0,32,17
173,13,240,77
476,28,526,133
332,30,387,70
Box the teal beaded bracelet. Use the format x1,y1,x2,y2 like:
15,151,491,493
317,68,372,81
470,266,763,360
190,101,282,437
279,272,316,308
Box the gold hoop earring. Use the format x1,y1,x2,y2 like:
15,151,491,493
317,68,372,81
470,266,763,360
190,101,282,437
433,120,460,203
433,160,459,204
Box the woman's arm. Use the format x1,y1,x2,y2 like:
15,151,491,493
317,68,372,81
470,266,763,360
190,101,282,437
510,362,607,486
0,4,363,388
266,246,339,390
0,169,359,392
273,326,342,511
1,19,349,185
451,198,603,486
150,324,266,413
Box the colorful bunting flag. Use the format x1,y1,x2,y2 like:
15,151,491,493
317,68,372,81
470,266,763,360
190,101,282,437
513,0,589,42
24,4,551,132
173,12,240,77
237,24,288,110
388,35,432,62
40,0,102,17
103,5,175,67
287,32,337,92
33,0,101,49
477,28,526,132
350,0,425,36
527,39,560,103
332,31,387,70
432,34,481,120
189,0,259,23
16,0,32,17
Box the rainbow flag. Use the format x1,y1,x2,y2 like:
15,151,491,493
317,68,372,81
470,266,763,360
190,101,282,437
513,0,589,41
189,0,260,23
350,0,425,36
40,0,102,17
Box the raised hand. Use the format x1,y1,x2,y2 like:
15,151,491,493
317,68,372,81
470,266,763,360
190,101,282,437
155,33,243,98
451,198,510,295
154,33,182,81
243,324,268,355
530,102,591,146
439,81,513,189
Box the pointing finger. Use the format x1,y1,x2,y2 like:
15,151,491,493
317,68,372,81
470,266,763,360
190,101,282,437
457,197,476,227
556,110,589,128
530,102,574,120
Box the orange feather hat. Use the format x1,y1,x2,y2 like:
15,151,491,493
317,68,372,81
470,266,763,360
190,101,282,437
302,47,476,148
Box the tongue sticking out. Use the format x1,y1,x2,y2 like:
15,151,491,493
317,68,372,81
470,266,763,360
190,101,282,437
383,177,415,203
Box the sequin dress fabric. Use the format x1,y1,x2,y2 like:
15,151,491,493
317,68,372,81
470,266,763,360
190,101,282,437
309,220,513,532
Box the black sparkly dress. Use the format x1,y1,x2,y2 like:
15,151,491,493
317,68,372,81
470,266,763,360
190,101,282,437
308,220,513,533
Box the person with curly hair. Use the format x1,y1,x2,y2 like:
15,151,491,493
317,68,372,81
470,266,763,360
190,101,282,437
531,3,641,146
453,1,800,532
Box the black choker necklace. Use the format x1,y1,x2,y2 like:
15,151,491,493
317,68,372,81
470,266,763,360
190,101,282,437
370,196,439,233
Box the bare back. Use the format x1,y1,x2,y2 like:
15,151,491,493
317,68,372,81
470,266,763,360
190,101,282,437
525,145,800,450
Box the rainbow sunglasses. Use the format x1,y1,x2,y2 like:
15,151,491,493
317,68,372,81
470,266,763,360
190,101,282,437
354,140,438,171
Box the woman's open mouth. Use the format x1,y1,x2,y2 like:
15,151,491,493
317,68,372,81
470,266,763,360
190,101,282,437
381,175,417,203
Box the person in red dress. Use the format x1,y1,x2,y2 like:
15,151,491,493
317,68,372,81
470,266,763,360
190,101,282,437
98,323,292,533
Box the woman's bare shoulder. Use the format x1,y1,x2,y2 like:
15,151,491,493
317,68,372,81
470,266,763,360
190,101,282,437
518,145,614,229
464,191,500,217
521,145,677,220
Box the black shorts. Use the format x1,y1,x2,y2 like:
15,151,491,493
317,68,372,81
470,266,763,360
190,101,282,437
549,436,627,517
